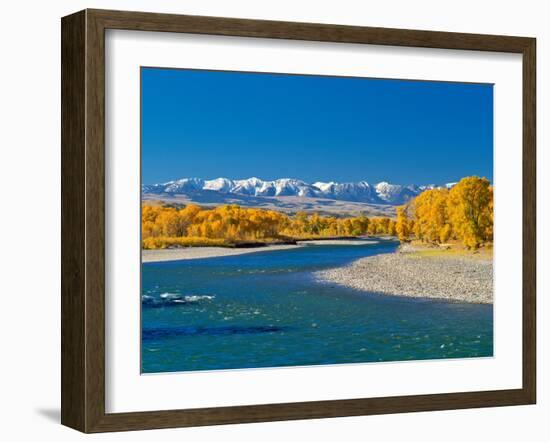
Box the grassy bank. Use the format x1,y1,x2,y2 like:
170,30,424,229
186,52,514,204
401,241,493,261
142,236,230,249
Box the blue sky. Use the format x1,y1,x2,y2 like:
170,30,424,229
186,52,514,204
142,67,493,185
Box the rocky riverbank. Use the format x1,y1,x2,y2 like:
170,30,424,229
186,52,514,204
314,243,493,304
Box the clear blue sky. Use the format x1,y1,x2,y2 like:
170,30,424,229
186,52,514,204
142,67,493,185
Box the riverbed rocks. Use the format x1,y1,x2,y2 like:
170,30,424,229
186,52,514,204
315,245,493,304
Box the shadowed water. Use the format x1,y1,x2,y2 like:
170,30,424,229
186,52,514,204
141,240,493,373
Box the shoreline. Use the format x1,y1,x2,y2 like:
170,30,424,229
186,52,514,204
142,240,491,304
142,237,386,263
297,239,380,246
314,244,493,304
142,244,303,263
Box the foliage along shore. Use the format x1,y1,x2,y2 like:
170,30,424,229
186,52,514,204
142,176,493,251
141,235,373,250
142,205,398,250
395,176,493,249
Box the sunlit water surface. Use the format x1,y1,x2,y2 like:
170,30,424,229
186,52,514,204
142,240,493,373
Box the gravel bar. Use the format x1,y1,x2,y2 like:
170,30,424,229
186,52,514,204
142,244,302,263
314,245,493,304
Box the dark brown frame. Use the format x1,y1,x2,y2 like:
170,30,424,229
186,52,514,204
61,8,536,433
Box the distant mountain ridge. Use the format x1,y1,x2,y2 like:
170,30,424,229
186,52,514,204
142,177,456,206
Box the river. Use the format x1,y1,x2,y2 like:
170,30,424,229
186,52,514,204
142,239,493,373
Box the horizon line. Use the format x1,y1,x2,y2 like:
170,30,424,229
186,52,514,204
143,175,491,187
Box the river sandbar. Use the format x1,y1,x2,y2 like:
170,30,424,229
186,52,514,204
142,244,302,263
315,244,493,304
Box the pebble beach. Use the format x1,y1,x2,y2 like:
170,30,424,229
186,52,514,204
315,244,493,304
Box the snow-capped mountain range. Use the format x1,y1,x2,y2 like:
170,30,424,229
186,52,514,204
142,177,456,206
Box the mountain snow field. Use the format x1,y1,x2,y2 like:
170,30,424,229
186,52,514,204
143,176,455,206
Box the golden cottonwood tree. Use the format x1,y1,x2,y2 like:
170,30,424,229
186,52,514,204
397,176,493,249
395,207,410,241
446,177,493,248
412,188,451,243
141,204,398,249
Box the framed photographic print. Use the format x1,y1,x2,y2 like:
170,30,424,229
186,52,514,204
61,9,536,433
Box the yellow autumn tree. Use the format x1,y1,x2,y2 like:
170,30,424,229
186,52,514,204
412,188,450,243
141,203,399,249
395,206,410,242
446,176,493,249
391,176,493,249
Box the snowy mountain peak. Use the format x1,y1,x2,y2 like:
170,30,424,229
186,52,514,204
203,177,234,192
143,176,456,206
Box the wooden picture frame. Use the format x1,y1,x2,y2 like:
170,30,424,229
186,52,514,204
61,8,536,433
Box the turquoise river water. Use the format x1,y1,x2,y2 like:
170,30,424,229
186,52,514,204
141,239,493,373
